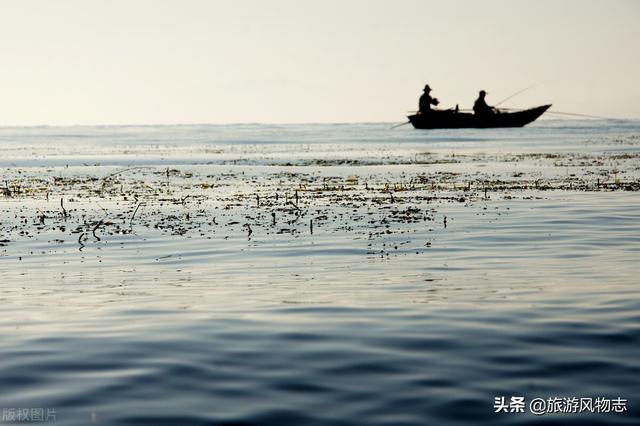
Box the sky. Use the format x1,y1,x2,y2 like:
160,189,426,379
0,0,638,125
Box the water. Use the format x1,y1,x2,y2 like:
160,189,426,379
1,120,639,425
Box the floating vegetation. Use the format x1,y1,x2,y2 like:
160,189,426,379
1,134,639,262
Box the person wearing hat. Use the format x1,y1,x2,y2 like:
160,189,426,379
473,90,495,116
418,84,440,113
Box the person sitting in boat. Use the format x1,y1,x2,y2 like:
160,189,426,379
473,90,496,116
419,84,439,113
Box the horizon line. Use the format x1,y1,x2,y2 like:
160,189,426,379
0,117,632,129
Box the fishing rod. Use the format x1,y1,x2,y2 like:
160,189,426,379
542,110,616,120
390,121,410,129
494,83,617,119
494,83,542,107
499,107,614,120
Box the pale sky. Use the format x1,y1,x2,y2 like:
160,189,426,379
0,0,638,125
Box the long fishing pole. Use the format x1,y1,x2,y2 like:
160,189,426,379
495,83,542,107
499,107,614,120
543,110,615,120
390,121,410,129
493,83,616,119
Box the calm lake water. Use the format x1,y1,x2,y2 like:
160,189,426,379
1,121,639,425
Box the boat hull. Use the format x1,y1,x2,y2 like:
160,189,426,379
408,105,551,129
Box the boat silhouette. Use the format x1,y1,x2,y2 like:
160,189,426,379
408,104,551,129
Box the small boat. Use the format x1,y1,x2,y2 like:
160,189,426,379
408,104,551,129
